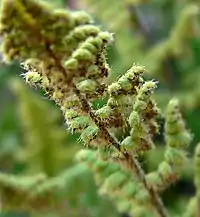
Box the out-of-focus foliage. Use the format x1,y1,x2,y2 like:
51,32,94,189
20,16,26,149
0,0,200,217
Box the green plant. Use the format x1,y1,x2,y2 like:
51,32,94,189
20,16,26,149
0,0,199,217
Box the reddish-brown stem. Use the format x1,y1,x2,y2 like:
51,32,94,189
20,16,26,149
45,39,169,217
73,87,168,217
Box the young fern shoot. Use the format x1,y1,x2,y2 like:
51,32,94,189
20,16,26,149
0,0,193,217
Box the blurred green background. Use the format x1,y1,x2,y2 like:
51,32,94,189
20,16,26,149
0,0,200,216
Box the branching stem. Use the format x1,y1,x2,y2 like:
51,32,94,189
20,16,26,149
45,41,169,217
74,86,169,217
